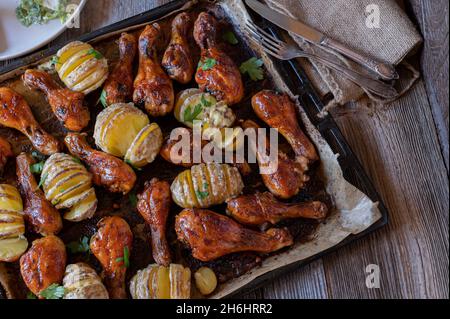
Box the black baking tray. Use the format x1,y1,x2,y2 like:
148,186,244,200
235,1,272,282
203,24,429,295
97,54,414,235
0,0,388,298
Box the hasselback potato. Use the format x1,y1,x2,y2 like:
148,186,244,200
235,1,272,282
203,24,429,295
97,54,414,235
94,103,163,168
42,153,97,222
55,41,108,94
129,264,191,299
174,89,235,130
171,163,244,208
63,263,109,299
0,184,28,262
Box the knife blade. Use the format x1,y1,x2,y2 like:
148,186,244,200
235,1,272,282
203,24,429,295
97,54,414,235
245,0,398,80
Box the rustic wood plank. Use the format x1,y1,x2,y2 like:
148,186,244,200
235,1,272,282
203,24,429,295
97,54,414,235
408,0,449,172
326,80,449,298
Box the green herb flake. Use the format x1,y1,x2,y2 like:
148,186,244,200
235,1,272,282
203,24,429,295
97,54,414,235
39,284,66,300
183,103,203,123
129,191,138,207
66,236,90,254
30,161,45,174
37,172,48,189
239,57,264,81
223,31,239,45
196,182,209,200
15,0,70,27
27,291,37,299
99,90,108,107
200,94,213,107
51,198,61,206
50,55,60,66
87,48,103,60
198,58,217,71
115,246,130,268
71,156,82,164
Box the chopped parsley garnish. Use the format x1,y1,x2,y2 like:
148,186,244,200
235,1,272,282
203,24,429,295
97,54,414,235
115,246,130,268
183,103,203,123
30,161,45,174
129,191,138,207
71,156,82,164
37,172,48,189
196,183,209,200
39,284,66,300
198,58,217,71
66,236,90,254
50,55,60,66
239,57,264,81
15,0,70,27
223,31,239,45
87,48,103,60
27,291,37,299
200,94,213,107
99,90,108,107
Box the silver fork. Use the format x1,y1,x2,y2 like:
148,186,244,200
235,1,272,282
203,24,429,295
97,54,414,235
245,21,398,99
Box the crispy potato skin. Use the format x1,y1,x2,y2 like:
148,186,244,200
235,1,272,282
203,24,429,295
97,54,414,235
90,216,133,299
162,12,195,84
175,209,293,262
22,69,90,132
103,33,137,105
16,153,63,236
0,137,13,176
0,87,61,155
252,91,318,162
19,235,67,297
137,178,172,266
133,24,174,117
226,192,328,227
194,13,244,106
64,133,136,194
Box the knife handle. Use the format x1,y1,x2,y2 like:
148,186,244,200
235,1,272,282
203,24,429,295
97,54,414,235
320,37,398,81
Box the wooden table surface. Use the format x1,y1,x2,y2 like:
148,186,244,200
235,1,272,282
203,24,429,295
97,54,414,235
1,0,448,299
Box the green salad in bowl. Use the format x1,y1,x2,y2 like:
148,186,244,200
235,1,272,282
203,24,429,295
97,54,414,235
15,0,72,27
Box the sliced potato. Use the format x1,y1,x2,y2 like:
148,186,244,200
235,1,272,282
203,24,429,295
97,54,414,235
124,123,163,168
0,184,23,213
55,41,108,94
174,88,202,122
0,236,28,262
93,103,125,151
0,211,25,239
63,188,97,222
130,264,190,299
63,263,109,299
42,153,96,222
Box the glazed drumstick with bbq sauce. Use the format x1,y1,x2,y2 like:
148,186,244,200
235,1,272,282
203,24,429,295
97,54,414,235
16,153,63,236
194,12,244,106
242,120,310,199
0,87,60,155
175,208,293,262
136,178,172,266
0,137,13,176
226,192,328,228
102,32,137,105
162,12,195,84
133,24,174,117
64,133,136,195
23,69,90,132
90,216,133,299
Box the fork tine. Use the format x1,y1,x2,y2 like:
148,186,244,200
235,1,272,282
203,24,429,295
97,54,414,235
245,22,282,50
247,35,286,60
245,24,282,52
246,20,285,48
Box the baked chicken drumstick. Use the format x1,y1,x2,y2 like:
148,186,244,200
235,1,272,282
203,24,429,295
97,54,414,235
194,12,244,106
242,120,310,199
23,69,90,132
162,12,195,84
20,235,67,298
90,216,133,299
175,209,293,262
102,32,137,105
226,192,328,227
16,153,63,236
0,137,13,176
133,24,174,117
137,178,172,266
0,87,60,155
252,90,318,162
64,133,136,194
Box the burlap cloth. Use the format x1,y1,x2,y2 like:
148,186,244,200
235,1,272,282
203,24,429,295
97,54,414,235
264,0,423,113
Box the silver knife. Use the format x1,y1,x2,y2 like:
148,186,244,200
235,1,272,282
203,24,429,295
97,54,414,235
245,0,398,80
